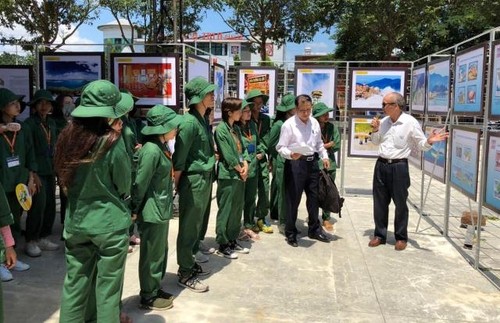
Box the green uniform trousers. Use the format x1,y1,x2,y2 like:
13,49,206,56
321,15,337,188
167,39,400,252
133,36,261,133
59,229,128,323
6,193,21,234
270,161,287,226
243,176,258,228
177,172,213,277
27,175,56,241
198,182,213,242
138,221,169,300
255,159,270,219
216,179,245,244
321,169,337,221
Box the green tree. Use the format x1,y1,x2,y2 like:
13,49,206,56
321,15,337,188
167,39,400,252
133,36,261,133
324,0,500,61
101,0,212,49
213,0,331,61
0,0,99,52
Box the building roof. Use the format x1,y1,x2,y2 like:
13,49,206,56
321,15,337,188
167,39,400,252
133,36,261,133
97,19,134,31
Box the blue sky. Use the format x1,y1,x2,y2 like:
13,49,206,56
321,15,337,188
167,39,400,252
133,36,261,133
77,8,336,61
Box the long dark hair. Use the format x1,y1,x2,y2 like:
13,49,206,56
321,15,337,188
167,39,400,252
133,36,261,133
53,94,72,118
54,117,121,189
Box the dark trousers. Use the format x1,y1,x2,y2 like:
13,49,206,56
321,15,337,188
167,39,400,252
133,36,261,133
372,159,410,241
284,159,321,240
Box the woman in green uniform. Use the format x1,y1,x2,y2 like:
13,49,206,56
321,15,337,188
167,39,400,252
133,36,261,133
131,105,181,311
215,98,250,259
173,77,215,293
266,94,296,234
24,90,60,256
237,100,261,240
313,102,341,231
245,90,273,233
0,89,38,251
54,80,134,323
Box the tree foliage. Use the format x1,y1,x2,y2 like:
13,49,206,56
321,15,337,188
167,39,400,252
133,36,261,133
101,0,212,47
212,0,332,61
326,0,500,61
0,0,99,52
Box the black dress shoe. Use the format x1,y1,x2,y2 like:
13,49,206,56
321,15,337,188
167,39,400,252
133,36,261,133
308,232,330,243
286,237,298,247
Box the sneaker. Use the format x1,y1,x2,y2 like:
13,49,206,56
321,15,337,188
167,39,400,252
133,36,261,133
12,259,30,271
0,265,13,282
229,240,250,254
216,244,238,259
257,219,274,233
193,263,211,277
157,289,174,300
194,251,209,263
177,274,209,293
38,238,59,251
25,241,42,257
140,296,173,311
199,241,215,255
129,234,141,245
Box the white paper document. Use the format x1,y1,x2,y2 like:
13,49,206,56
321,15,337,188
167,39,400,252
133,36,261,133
289,143,315,155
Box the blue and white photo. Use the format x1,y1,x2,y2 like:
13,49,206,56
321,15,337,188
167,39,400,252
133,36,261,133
427,58,450,114
350,69,406,110
295,67,336,117
423,124,447,183
453,45,486,114
450,127,480,200
410,65,426,113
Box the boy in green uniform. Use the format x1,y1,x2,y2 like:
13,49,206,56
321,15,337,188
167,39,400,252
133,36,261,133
24,89,60,256
313,103,341,231
245,89,273,233
54,81,134,323
131,105,181,310
214,98,250,258
266,94,296,233
173,77,216,293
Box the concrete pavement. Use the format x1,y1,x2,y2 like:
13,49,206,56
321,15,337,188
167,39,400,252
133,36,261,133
3,156,500,323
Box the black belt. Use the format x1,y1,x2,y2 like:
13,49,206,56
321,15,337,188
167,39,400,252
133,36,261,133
299,155,318,162
377,157,407,164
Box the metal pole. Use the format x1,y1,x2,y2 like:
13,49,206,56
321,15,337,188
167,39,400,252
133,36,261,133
340,62,349,196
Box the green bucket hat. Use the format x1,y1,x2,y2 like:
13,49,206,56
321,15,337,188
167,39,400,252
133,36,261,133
120,88,139,103
241,99,253,110
313,102,334,118
245,89,269,105
141,105,181,136
276,94,296,112
72,80,133,118
28,89,54,106
184,77,216,108
0,88,24,110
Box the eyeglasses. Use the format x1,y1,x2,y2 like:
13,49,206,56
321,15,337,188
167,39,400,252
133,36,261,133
382,102,397,108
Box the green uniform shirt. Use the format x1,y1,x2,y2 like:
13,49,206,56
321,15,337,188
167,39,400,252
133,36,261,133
215,121,248,180
239,121,258,179
131,140,173,223
318,122,341,171
64,136,131,235
265,119,284,161
173,109,215,173
252,112,271,155
121,116,140,158
23,115,57,176
0,127,38,192
52,116,68,138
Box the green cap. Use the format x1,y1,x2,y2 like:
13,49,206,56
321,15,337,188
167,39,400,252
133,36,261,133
313,102,334,118
276,94,296,112
72,80,133,118
28,89,54,106
184,77,216,108
141,104,181,135
241,99,253,110
0,88,24,110
245,89,269,105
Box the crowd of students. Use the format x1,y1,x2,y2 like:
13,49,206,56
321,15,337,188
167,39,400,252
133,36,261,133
0,76,340,322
